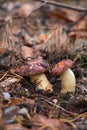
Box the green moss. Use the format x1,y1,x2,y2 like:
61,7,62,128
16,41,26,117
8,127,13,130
19,89,26,95
60,101,68,108
80,54,87,67
71,52,87,68
71,54,76,60
80,99,87,107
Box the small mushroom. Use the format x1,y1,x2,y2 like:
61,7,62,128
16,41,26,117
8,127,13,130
30,73,52,92
52,59,76,93
18,58,53,93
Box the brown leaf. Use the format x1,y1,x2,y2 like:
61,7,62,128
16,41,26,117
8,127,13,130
15,3,33,16
21,45,34,60
32,114,77,130
0,77,21,92
0,42,9,54
50,10,74,23
22,33,34,46
0,47,7,54
11,26,21,36
7,98,23,106
7,97,35,107
6,124,28,130
39,33,48,44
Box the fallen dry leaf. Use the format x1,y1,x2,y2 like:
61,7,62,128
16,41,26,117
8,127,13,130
15,3,33,16
0,1,87,130
22,33,34,46
7,98,23,106
0,47,7,54
39,33,48,44
7,97,35,107
0,77,21,88
21,45,34,60
0,42,9,54
6,123,29,130
32,114,77,130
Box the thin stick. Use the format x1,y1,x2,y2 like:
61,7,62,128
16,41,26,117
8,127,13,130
0,71,8,81
68,12,87,31
40,97,78,116
70,112,87,122
40,0,87,12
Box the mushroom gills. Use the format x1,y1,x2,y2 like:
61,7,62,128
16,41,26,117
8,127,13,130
60,68,76,93
30,73,53,92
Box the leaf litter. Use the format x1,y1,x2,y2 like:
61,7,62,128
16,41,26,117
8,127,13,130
0,0,87,130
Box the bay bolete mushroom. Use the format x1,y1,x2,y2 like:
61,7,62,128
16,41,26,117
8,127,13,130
19,45,53,93
52,59,76,93
18,58,53,93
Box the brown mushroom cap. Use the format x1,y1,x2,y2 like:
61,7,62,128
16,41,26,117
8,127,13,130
17,58,49,76
52,59,73,75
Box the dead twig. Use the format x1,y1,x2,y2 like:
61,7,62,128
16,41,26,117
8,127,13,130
3,1,46,26
70,112,87,122
40,97,78,116
0,71,8,81
68,12,87,32
40,0,87,12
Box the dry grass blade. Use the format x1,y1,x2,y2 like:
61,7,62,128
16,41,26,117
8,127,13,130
70,112,87,122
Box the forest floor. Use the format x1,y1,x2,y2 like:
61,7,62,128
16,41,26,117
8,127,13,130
0,0,87,130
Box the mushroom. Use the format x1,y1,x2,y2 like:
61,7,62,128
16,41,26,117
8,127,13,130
19,45,53,93
52,59,76,93
17,58,53,93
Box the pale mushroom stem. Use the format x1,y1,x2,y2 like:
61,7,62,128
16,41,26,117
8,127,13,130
30,73,53,92
60,68,76,93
